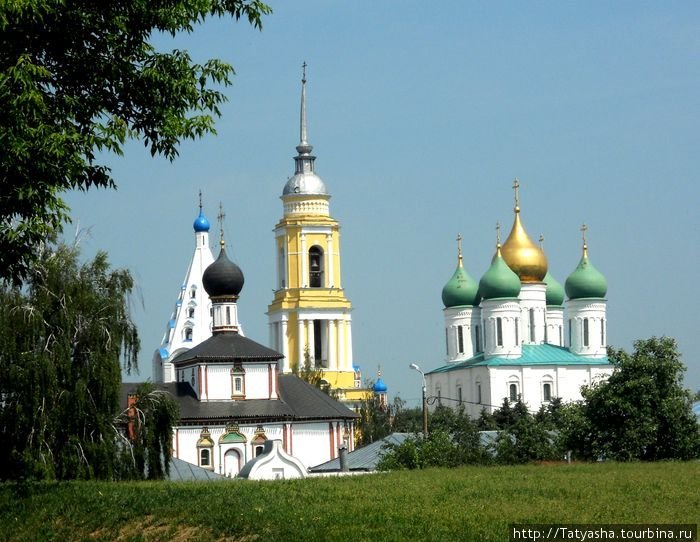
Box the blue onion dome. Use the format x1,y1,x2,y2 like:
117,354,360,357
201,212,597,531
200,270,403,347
193,210,210,232
565,244,607,300
202,246,244,297
373,378,388,393
479,244,522,300
442,260,480,308
543,271,565,306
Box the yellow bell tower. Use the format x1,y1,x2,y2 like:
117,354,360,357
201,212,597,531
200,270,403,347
267,65,364,402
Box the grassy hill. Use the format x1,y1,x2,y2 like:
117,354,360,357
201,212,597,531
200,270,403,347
1,462,698,541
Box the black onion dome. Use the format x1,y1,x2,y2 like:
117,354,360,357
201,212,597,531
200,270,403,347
202,247,244,297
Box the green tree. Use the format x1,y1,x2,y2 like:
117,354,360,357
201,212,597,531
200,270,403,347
356,385,392,446
292,347,328,391
0,0,271,285
0,243,177,480
570,337,700,461
117,383,180,480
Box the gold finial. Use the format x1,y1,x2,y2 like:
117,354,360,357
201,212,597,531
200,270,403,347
302,61,307,84
217,202,226,248
198,189,203,212
456,233,463,266
377,364,382,378
581,223,588,256
512,177,520,212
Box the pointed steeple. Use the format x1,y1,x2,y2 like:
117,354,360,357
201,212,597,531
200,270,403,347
283,63,328,196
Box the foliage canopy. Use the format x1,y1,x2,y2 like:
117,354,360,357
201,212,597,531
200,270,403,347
0,243,178,481
0,0,271,285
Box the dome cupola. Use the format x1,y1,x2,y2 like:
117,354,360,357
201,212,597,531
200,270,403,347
565,225,607,300
500,178,548,283
441,234,480,307
202,243,244,298
543,271,565,306
479,228,522,300
193,209,210,232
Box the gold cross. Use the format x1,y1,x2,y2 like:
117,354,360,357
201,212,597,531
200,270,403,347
456,233,463,259
496,222,501,245
198,189,203,211
539,234,544,248
512,177,520,209
581,223,588,247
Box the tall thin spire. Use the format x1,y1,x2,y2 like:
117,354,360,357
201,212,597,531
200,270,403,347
581,223,588,257
297,61,313,156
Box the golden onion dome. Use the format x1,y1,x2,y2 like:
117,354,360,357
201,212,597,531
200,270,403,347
500,179,548,283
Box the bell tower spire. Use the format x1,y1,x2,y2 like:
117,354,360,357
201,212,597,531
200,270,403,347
295,61,315,174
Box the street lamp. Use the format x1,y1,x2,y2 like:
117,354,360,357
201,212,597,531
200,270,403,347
409,363,428,435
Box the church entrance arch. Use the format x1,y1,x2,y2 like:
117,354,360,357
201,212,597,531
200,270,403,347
224,449,242,477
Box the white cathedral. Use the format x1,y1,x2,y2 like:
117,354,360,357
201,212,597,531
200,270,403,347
426,180,613,417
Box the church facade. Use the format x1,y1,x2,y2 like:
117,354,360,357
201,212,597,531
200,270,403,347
427,181,613,417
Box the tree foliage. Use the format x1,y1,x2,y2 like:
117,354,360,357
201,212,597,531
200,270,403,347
565,337,700,461
0,0,271,285
0,243,178,481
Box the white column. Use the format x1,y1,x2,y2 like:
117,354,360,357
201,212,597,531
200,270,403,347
345,317,353,371
297,318,305,367
300,233,307,288
308,319,315,364
338,319,346,371
326,233,334,288
281,318,289,372
328,319,337,370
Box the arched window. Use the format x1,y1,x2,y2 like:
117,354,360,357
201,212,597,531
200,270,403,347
230,365,245,398
474,324,481,353
445,328,449,355
184,327,193,341
190,286,196,299
529,308,535,342
187,307,195,318
509,383,518,402
457,385,463,405
200,448,211,467
568,319,572,346
583,318,589,347
457,326,464,354
308,246,324,287
543,382,552,402
476,382,482,404
278,246,286,289
496,318,503,347
601,319,605,345
255,445,264,457
197,428,214,470
514,318,519,345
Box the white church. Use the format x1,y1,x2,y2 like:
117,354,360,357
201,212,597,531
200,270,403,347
426,180,613,417
135,71,363,478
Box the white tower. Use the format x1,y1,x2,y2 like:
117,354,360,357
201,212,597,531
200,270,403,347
153,195,215,383
565,225,608,358
441,234,482,361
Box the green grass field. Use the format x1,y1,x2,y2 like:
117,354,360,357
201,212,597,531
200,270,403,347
1,462,698,541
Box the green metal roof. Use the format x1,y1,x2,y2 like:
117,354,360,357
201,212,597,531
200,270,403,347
428,344,610,374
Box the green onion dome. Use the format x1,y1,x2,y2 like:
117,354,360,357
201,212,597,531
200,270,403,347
565,244,607,300
543,271,565,306
479,244,522,300
442,258,480,308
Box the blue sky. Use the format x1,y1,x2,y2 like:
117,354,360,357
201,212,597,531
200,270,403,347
65,1,700,405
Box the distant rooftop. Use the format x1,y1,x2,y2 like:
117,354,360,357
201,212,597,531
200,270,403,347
309,433,412,473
